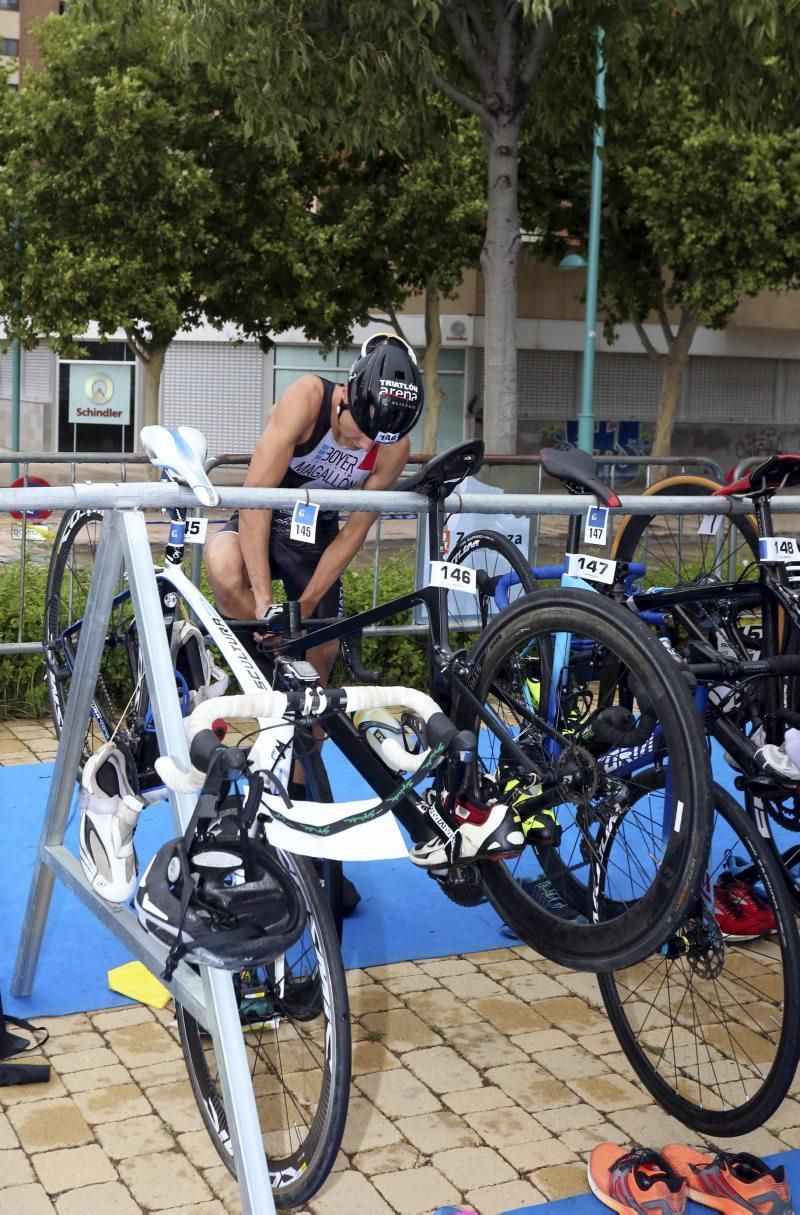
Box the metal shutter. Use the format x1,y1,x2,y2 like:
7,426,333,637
784,360,800,421
518,350,577,419
685,356,776,422
161,341,266,455
594,352,663,420
22,342,53,402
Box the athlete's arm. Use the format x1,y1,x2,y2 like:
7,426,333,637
298,437,411,618
240,376,319,616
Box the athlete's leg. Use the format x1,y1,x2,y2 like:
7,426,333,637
204,525,255,619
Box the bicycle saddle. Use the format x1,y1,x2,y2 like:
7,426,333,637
392,439,484,498
140,425,220,507
540,447,621,507
715,453,800,497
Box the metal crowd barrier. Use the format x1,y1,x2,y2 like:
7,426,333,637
0,451,738,659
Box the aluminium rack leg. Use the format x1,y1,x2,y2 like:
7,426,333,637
13,509,277,1215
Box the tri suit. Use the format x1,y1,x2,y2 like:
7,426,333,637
224,377,378,619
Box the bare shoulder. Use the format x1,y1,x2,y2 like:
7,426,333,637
262,374,323,445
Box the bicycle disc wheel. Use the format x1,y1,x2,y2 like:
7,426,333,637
453,588,711,972
43,508,150,771
448,529,536,639
177,850,351,1210
599,773,800,1136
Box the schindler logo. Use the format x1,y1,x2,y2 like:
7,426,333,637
85,373,115,405
78,372,123,417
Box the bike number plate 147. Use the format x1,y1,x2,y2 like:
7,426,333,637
566,552,617,585
429,560,479,596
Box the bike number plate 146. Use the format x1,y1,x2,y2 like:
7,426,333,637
429,560,479,596
566,552,617,585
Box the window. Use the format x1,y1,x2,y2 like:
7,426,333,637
0,0,20,10
1,38,19,56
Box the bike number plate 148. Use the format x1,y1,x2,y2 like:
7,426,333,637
429,560,479,596
759,536,800,563
566,552,617,585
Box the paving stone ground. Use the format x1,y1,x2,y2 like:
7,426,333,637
3,721,800,1215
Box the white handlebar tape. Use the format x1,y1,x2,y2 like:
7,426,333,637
154,686,442,792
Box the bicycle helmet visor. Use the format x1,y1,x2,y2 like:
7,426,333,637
346,333,424,444
135,835,306,976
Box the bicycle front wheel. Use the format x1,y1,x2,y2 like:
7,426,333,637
43,508,149,771
177,850,351,1210
454,589,712,972
599,774,800,1136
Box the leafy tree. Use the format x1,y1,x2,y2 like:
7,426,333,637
0,1,387,425
314,112,485,450
172,0,800,455
527,3,800,459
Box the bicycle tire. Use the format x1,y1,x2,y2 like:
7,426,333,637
598,772,800,1136
43,508,150,771
448,529,536,636
453,588,712,971
612,474,760,588
177,849,351,1209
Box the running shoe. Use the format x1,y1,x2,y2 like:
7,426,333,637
713,872,776,940
409,801,524,869
588,1145,686,1215
79,743,144,904
660,1146,792,1215
500,875,588,938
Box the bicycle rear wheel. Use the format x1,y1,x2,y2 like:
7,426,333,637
177,850,351,1209
453,589,712,972
599,774,800,1136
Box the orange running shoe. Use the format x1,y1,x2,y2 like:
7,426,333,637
661,1146,793,1215
588,1145,687,1215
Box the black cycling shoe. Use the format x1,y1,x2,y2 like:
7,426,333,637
342,872,361,915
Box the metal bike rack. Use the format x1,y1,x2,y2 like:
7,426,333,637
10,509,279,1215
6,476,800,1212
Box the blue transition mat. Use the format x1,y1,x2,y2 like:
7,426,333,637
0,750,510,1018
1,739,797,1018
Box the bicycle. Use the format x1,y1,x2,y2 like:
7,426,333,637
487,445,800,1133
43,428,711,979
152,675,483,1205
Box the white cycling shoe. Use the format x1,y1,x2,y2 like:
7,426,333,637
79,743,144,904
171,621,228,711
409,801,524,870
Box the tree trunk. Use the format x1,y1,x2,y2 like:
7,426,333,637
140,344,167,431
651,313,698,479
421,284,445,455
480,119,521,455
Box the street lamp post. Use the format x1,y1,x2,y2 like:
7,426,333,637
576,27,607,455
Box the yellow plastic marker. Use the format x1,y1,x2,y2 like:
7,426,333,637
107,962,171,1010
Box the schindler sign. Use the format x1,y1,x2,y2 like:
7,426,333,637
68,363,132,425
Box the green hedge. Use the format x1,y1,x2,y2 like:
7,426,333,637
0,550,427,719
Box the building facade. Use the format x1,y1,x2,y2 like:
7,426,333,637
2,257,798,471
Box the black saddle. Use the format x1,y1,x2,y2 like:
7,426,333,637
393,440,484,498
540,447,621,507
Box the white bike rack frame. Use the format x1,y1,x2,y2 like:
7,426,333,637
11,509,278,1215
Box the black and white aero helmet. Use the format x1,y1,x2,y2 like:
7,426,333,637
346,332,424,444
135,833,306,979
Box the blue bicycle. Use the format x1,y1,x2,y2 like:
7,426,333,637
449,446,800,1136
